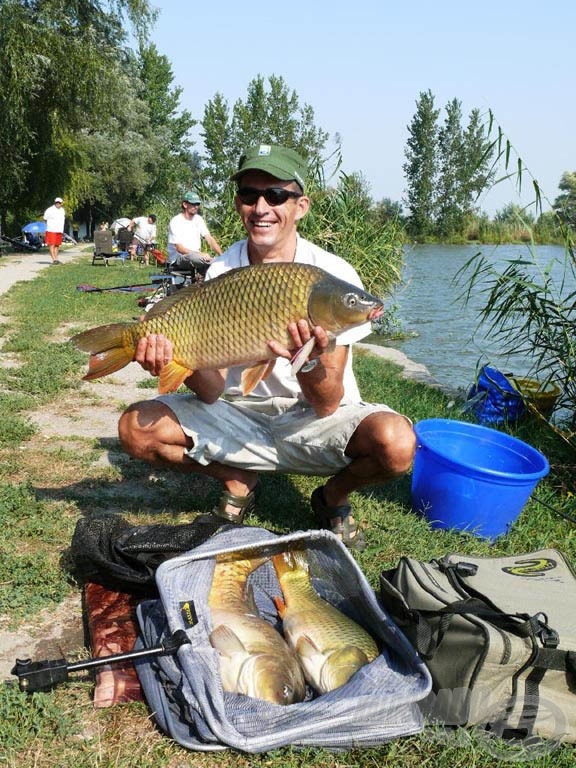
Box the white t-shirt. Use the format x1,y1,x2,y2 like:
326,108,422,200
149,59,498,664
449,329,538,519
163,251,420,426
43,205,65,233
205,235,372,403
132,216,156,244
167,213,210,263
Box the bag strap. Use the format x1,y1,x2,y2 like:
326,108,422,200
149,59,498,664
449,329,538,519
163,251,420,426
408,598,536,660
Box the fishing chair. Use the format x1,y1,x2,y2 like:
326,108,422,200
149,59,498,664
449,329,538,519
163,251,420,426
115,228,132,262
92,230,115,266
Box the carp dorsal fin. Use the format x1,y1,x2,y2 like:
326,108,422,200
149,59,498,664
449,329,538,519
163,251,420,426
241,360,275,395
158,360,193,393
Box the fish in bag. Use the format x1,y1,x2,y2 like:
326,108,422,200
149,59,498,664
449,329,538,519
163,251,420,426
208,554,305,704
272,548,379,693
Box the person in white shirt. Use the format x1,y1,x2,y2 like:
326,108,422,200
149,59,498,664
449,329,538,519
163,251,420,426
167,191,222,277
43,197,66,264
119,146,415,549
127,214,157,265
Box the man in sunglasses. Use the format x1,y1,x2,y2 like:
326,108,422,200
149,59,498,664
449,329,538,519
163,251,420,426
167,190,222,276
119,144,415,550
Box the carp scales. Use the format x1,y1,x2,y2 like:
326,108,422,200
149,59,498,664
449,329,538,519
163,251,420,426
272,549,379,694
70,262,384,395
208,555,306,705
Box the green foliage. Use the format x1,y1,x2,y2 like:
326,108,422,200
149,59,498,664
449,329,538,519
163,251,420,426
299,172,403,296
0,393,36,448
0,684,82,754
134,42,197,201
199,74,330,207
554,171,576,226
0,0,193,232
459,246,576,448
403,89,439,237
403,92,494,240
455,114,576,450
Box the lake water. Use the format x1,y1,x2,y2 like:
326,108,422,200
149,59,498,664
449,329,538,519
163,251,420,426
370,243,570,393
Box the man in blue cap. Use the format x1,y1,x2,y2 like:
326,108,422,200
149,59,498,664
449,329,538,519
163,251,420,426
120,145,415,549
167,190,222,276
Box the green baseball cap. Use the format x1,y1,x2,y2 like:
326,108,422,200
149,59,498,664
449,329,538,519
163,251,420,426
182,190,201,204
231,144,308,191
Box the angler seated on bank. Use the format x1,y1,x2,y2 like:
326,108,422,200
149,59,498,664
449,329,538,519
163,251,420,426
118,144,415,550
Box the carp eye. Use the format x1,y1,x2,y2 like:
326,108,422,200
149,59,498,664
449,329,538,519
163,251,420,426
343,293,358,308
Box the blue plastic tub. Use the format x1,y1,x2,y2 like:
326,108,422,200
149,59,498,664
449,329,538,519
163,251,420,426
411,419,549,539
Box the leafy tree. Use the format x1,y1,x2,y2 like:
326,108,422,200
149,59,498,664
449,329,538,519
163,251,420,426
553,171,576,226
0,0,193,232
494,203,535,226
135,42,196,199
460,108,495,209
435,98,465,236
199,74,329,207
403,89,439,237
373,198,404,225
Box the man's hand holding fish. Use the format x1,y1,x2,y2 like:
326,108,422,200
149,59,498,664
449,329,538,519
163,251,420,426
78,144,417,549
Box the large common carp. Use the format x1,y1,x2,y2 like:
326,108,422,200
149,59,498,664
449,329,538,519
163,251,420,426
272,549,379,694
71,262,384,395
208,555,306,705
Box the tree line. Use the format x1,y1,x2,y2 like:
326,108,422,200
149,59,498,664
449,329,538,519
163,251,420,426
1,1,573,252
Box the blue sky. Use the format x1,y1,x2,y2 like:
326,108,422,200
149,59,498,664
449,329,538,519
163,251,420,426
148,0,573,215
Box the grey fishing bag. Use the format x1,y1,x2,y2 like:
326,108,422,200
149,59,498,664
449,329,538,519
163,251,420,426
379,548,576,743
134,526,432,753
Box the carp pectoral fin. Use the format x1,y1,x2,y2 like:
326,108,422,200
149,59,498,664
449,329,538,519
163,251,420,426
209,624,247,656
296,633,322,658
158,360,193,393
83,348,132,381
241,360,275,395
290,337,316,375
273,595,287,618
321,646,370,691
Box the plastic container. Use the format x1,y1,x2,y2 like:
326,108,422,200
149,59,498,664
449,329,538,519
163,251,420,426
510,377,561,420
411,419,549,539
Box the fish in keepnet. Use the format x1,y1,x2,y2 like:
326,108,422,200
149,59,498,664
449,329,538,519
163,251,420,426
208,554,306,705
272,549,379,694
70,262,384,395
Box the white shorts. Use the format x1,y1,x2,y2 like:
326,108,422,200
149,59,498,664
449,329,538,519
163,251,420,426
157,394,399,476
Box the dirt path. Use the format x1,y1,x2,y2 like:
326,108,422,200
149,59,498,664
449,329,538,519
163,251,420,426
0,246,437,683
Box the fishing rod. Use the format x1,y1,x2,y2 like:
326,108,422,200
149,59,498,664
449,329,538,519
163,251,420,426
76,282,156,293
11,629,191,693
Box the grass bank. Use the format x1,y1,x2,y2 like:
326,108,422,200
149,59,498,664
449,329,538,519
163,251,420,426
0,256,575,766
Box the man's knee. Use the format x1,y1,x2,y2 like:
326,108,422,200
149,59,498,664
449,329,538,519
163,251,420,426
388,416,417,474
118,403,147,458
355,411,416,476
117,400,171,460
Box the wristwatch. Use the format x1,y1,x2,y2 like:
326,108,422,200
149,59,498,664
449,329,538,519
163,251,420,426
299,358,319,373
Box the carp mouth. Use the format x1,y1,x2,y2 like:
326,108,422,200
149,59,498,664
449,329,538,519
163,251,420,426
368,306,384,321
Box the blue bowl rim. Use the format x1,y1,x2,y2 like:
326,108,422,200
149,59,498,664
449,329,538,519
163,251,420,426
414,418,550,481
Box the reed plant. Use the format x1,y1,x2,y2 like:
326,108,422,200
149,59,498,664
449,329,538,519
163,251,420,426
457,116,576,452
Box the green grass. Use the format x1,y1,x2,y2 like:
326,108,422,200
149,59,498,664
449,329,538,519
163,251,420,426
0,254,575,766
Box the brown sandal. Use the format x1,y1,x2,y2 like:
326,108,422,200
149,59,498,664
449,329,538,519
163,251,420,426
213,485,259,524
311,486,365,551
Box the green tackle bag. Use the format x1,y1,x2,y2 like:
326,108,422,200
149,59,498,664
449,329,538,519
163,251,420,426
133,526,432,753
379,548,576,743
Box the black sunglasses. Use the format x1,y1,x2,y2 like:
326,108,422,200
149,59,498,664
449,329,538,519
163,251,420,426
236,187,302,206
